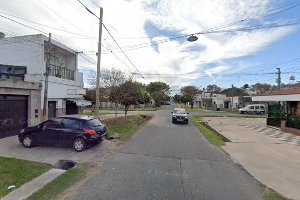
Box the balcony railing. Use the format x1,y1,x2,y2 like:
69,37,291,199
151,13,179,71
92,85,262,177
48,65,75,80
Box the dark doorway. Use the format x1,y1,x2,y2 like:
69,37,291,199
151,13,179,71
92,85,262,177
66,101,78,115
224,102,229,109
0,95,28,138
48,101,56,119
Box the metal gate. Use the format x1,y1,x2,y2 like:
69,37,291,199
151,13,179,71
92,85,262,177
48,101,56,119
0,95,28,138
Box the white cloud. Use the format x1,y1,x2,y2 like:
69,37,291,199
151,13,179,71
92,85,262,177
0,0,295,88
205,66,231,77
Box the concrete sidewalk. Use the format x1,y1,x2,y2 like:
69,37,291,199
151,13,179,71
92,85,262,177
0,136,118,165
2,169,65,200
204,117,300,200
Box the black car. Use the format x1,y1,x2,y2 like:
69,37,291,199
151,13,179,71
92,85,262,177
18,115,107,152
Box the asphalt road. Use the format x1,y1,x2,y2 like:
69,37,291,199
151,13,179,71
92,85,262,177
69,107,264,200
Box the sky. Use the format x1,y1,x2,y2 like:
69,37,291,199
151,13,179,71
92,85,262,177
0,0,300,93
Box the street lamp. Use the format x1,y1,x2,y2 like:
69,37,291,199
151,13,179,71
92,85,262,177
187,34,198,42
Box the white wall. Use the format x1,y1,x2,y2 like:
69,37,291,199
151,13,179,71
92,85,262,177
0,35,45,75
0,34,85,109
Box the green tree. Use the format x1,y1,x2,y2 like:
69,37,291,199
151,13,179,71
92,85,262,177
138,85,151,104
180,85,200,109
174,94,181,103
250,83,272,94
110,80,142,116
146,81,170,106
180,95,189,107
146,81,170,94
206,84,221,93
243,84,250,89
221,87,248,96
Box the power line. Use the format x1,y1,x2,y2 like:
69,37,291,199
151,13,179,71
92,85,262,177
0,13,47,34
37,0,93,38
77,0,99,19
82,1,300,53
102,23,145,78
75,0,145,79
0,11,94,38
102,43,134,74
78,53,96,64
82,19,300,54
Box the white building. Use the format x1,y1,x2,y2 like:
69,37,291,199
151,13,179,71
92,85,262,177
194,92,226,108
0,34,90,122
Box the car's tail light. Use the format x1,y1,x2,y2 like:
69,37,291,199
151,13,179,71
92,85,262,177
84,129,97,135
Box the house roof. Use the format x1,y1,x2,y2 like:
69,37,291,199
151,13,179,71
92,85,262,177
252,87,300,102
257,87,300,96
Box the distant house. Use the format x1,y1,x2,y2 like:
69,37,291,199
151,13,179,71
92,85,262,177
194,91,252,110
252,87,300,135
194,92,226,109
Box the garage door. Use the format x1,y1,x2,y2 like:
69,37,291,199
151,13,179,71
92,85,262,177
0,95,28,138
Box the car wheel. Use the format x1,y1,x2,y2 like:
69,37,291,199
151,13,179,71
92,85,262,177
260,111,265,115
22,135,34,148
244,111,248,114
73,138,86,152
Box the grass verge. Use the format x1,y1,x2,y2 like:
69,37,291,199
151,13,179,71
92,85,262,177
264,189,290,200
27,165,87,200
190,116,228,146
128,107,160,111
105,115,151,141
0,156,51,198
185,108,202,112
83,111,112,116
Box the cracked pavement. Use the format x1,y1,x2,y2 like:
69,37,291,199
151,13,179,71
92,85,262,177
68,107,264,200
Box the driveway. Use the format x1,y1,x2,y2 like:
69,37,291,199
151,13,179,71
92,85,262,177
0,136,118,165
68,107,264,200
204,117,300,200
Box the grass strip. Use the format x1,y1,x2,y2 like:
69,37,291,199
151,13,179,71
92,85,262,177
105,115,151,141
190,116,228,146
27,165,86,200
0,156,51,198
264,189,290,200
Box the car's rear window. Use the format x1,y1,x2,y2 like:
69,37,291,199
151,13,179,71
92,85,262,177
88,118,103,127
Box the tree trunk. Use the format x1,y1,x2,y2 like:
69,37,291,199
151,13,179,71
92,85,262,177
191,101,194,109
114,103,118,122
125,105,129,117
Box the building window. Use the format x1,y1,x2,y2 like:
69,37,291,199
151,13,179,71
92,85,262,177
0,64,26,81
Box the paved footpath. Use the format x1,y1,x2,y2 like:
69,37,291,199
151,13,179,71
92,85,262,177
205,117,300,200
68,108,264,200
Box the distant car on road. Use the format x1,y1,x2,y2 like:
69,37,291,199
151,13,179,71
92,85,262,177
18,115,107,152
171,108,189,124
239,104,266,114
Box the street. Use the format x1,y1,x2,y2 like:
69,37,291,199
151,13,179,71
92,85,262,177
69,107,264,200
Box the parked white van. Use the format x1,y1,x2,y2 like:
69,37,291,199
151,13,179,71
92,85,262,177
239,104,266,114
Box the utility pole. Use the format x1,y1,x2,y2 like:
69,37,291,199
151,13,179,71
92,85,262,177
231,84,234,111
42,33,51,121
95,7,103,118
276,67,281,90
